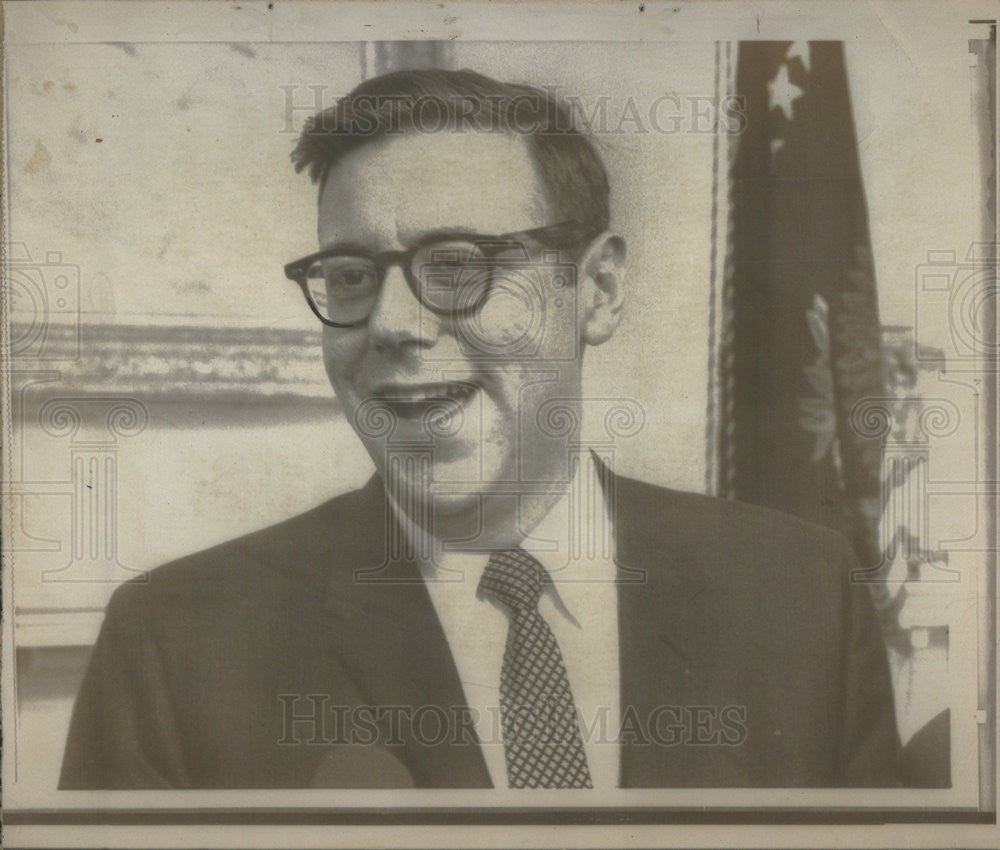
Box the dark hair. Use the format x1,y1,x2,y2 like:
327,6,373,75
291,68,610,233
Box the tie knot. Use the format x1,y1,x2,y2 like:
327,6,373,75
479,548,547,613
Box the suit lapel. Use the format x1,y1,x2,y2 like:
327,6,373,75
606,470,717,787
321,476,491,787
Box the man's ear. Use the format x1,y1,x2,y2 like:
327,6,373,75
577,232,626,346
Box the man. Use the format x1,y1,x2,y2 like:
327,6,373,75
60,69,900,789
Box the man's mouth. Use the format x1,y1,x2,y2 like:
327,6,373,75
370,381,479,421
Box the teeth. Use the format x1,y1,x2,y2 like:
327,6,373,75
378,383,475,403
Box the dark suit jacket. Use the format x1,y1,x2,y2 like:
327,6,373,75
60,470,900,789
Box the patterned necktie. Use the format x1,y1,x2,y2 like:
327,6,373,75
478,548,593,789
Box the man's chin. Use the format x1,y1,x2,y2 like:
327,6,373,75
381,454,510,530
384,469,484,516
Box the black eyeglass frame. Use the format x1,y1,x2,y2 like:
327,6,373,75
283,219,600,328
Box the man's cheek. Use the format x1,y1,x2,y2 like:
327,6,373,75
323,344,362,396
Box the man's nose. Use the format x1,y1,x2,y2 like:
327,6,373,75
367,264,440,349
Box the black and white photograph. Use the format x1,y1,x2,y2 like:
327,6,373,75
1,0,997,847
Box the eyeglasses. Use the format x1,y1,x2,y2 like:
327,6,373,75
283,220,599,328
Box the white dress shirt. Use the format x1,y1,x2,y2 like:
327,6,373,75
393,455,620,789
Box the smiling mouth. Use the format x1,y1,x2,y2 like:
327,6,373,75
371,381,479,420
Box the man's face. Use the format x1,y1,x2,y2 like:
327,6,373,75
318,130,588,520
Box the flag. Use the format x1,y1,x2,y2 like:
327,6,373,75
720,42,884,568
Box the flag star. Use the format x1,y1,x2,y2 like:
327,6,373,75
785,41,811,73
767,62,805,121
